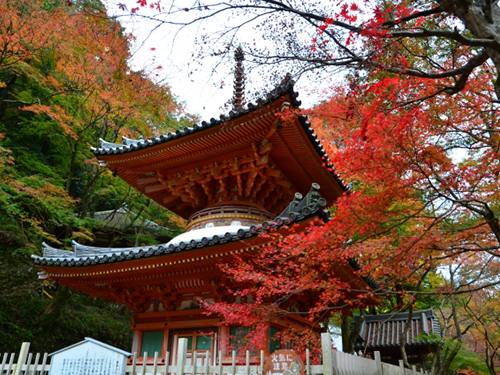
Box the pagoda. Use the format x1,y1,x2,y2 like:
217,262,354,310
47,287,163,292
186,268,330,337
32,57,378,364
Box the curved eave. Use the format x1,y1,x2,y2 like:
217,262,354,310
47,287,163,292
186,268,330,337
33,213,378,307
267,114,347,206
92,82,302,158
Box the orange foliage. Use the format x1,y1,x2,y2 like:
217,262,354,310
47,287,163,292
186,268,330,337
0,0,181,142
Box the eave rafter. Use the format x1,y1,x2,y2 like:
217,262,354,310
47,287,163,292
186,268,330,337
123,140,297,217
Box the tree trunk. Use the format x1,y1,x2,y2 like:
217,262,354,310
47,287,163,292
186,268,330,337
399,307,412,369
442,1,500,100
65,139,79,193
342,310,365,354
341,314,352,353
40,284,71,330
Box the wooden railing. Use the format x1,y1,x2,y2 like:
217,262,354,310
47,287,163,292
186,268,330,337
0,333,429,375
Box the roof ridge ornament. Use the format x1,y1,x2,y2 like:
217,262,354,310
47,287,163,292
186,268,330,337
276,183,327,222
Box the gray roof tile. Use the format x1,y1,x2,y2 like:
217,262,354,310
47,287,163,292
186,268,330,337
353,309,441,350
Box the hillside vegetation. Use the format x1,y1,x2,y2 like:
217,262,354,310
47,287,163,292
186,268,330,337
0,0,190,353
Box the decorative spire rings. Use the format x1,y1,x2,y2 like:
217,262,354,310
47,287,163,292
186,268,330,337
232,46,246,112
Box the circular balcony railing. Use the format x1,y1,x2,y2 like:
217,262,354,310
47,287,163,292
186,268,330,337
186,205,275,231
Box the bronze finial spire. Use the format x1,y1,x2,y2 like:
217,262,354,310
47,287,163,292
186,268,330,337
232,46,245,112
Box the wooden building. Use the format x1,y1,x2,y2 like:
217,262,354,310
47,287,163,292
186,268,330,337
32,76,378,364
352,309,441,367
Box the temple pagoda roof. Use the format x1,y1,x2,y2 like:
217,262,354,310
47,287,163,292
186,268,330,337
92,81,318,157
91,80,347,220
31,78,383,312
32,184,329,268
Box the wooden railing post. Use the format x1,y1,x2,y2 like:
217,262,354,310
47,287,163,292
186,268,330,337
141,352,148,375
374,351,383,375
193,351,198,375
218,350,223,375
39,353,49,375
321,332,333,375
204,350,209,375
13,342,30,375
177,338,188,375
25,353,32,373
129,352,137,375
153,351,159,374
399,360,405,375
305,348,311,375
245,350,250,375
32,353,40,374
166,351,171,374
231,350,236,375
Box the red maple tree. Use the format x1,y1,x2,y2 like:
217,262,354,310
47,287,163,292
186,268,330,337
203,65,500,371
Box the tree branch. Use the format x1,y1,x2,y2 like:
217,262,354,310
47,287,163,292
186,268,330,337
388,29,500,51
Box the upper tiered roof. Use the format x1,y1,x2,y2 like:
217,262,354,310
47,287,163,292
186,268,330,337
91,80,347,222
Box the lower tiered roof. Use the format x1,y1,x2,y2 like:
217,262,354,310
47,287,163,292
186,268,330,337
33,184,328,268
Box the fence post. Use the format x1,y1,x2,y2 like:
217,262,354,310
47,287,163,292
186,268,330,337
306,348,310,375
177,339,188,375
193,351,198,375
13,342,30,375
231,351,236,375
399,360,405,375
153,351,159,375
165,352,171,375
321,332,333,375
245,350,251,375
130,352,137,375
25,353,33,374
39,353,49,375
374,351,383,375
32,353,41,374
141,352,148,375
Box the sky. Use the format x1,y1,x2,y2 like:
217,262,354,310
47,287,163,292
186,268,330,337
104,0,342,121
105,0,255,120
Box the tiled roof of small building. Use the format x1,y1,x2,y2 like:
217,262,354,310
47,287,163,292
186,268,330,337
91,80,347,192
91,207,166,231
353,309,441,351
32,184,329,267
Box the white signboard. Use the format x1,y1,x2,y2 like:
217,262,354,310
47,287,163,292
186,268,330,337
49,337,130,375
